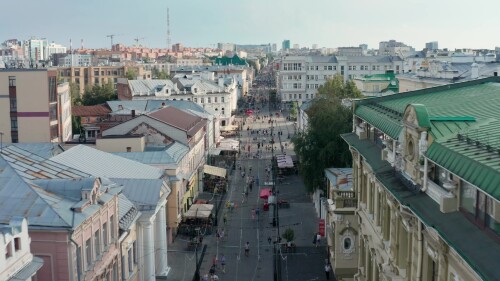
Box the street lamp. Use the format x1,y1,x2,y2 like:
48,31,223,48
194,227,201,280
0,132,3,153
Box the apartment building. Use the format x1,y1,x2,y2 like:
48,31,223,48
342,76,500,281
277,55,403,103
0,69,72,143
0,218,43,281
58,65,150,94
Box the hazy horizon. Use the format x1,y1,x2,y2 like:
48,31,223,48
2,0,499,50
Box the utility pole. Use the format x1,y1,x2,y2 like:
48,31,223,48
270,96,282,281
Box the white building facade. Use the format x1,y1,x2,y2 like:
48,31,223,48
277,55,403,103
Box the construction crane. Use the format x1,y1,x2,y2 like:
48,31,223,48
106,34,123,49
134,37,145,47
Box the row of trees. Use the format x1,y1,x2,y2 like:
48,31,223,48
292,75,362,192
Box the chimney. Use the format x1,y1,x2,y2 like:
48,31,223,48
471,63,479,79
131,110,136,117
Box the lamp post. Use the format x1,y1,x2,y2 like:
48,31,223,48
194,227,201,280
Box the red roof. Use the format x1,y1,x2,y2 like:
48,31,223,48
72,104,111,117
148,106,205,136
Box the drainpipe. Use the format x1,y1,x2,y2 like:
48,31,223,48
416,221,423,281
356,153,362,211
69,232,82,281
421,157,428,192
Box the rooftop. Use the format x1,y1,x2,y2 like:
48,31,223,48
149,106,205,136
353,77,500,200
342,133,500,281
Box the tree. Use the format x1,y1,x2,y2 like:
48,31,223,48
80,81,117,106
126,69,138,80
292,75,360,192
282,228,295,242
152,67,170,79
69,82,82,106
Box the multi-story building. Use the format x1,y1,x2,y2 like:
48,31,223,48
342,76,500,281
425,41,439,51
353,71,399,97
118,77,233,127
47,42,67,58
0,69,72,143
50,145,172,280
277,55,403,103
337,47,365,56
378,40,414,56
0,217,43,281
282,40,291,51
0,145,122,281
58,65,150,94
324,168,358,281
96,106,210,242
23,38,49,62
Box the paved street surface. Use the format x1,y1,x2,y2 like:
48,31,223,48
168,90,329,281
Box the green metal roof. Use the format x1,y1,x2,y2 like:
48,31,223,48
342,133,500,281
214,55,247,66
354,77,500,199
411,104,431,128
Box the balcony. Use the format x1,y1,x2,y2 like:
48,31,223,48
333,190,357,209
426,180,456,213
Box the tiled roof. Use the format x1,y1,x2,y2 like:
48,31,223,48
72,104,111,117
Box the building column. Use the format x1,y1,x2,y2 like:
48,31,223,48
142,221,156,281
155,205,169,276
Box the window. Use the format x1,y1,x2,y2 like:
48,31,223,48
306,94,309,99
110,215,115,241
201,98,204,104
298,94,302,99
76,246,82,277
8,76,16,87
10,118,17,129
194,98,198,103
85,239,92,267
328,66,333,70
208,97,211,103
133,241,138,264
372,65,376,71
5,242,12,259
214,97,218,103
221,97,224,103
94,230,100,257
324,66,328,70
126,147,131,152
102,222,108,246
343,237,353,251
315,66,319,70
128,248,134,273
14,237,21,251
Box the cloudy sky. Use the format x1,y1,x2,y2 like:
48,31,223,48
2,0,499,50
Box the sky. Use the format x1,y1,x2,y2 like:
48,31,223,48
2,0,499,50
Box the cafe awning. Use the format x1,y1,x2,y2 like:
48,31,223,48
260,188,272,199
184,204,214,219
204,164,227,178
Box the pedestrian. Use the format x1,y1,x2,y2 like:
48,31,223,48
212,254,218,268
219,229,225,241
220,254,226,273
251,208,256,220
245,241,250,256
268,236,272,244
202,273,209,281
223,213,227,225
316,232,321,247
325,263,331,280
255,208,260,217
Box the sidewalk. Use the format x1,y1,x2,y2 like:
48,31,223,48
167,108,328,280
